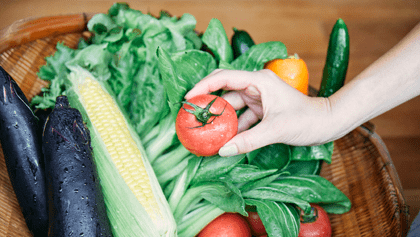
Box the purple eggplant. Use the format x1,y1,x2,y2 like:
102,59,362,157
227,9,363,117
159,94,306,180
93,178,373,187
42,96,113,237
0,66,49,236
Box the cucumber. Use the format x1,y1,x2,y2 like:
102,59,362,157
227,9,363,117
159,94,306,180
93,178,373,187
231,27,255,59
313,18,350,175
318,18,350,97
0,66,49,236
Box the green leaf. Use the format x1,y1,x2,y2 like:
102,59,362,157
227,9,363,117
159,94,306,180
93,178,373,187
191,154,246,184
173,180,247,221
199,180,247,216
31,42,75,109
250,143,292,170
177,201,224,237
291,141,334,164
107,39,142,108
239,172,283,194
269,175,351,214
157,46,186,120
243,187,311,214
245,199,300,237
87,13,118,33
108,2,129,17
283,160,322,176
202,18,233,63
142,24,178,59
171,49,217,88
231,41,288,71
245,148,261,164
218,60,236,70
157,47,217,121
160,13,198,51
109,3,149,30
37,42,75,81
167,156,202,211
104,26,124,43
87,13,121,44
109,39,169,137
224,164,278,183
65,43,113,81
185,30,202,50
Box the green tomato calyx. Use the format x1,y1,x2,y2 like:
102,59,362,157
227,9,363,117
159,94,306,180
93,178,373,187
299,206,319,224
182,97,226,128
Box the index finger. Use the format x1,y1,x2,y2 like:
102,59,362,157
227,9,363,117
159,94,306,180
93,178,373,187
185,69,257,100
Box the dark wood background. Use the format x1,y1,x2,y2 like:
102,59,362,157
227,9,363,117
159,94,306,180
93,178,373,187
1,0,419,226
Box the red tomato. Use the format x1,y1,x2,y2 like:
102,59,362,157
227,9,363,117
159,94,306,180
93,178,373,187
298,204,331,237
245,211,267,236
176,94,238,156
197,213,252,237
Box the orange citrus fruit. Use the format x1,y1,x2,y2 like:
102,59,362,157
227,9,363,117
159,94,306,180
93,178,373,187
264,54,309,95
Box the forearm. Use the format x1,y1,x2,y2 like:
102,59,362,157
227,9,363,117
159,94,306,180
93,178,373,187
327,22,420,141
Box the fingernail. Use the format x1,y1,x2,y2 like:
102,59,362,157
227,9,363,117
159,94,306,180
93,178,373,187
219,144,238,157
245,86,260,96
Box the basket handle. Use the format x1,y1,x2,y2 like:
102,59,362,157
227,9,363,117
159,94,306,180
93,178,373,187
0,13,96,54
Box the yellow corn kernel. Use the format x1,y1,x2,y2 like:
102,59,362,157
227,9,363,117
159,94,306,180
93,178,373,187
78,77,162,223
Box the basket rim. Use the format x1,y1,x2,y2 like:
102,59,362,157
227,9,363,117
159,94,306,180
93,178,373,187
356,125,409,235
0,13,97,54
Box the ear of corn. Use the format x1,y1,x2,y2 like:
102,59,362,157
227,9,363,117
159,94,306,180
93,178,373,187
64,65,177,237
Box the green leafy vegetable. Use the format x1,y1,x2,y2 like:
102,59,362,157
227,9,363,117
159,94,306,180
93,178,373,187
239,172,282,193
269,175,351,214
291,142,334,164
202,18,233,63
283,160,322,175
250,143,292,170
31,43,75,109
66,43,113,81
191,154,245,184
246,199,300,237
223,164,278,184
157,47,216,119
243,188,311,215
231,41,288,71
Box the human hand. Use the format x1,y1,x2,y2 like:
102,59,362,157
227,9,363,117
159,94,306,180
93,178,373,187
185,69,334,157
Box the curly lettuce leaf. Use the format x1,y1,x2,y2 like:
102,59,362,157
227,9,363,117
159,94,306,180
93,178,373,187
65,43,113,82
31,42,75,109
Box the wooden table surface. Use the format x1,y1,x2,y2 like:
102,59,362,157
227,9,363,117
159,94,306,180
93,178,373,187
1,0,420,226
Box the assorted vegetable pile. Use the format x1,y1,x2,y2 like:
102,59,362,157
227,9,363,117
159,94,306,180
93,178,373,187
0,3,353,237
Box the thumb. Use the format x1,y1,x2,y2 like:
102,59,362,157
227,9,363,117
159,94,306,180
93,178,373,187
218,122,272,157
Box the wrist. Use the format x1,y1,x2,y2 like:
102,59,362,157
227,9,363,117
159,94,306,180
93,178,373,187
307,97,338,145
322,92,363,143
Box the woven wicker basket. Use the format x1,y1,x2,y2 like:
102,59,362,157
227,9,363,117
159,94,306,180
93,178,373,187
0,14,410,237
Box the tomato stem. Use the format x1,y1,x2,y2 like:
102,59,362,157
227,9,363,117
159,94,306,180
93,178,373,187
181,97,226,128
299,206,319,223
